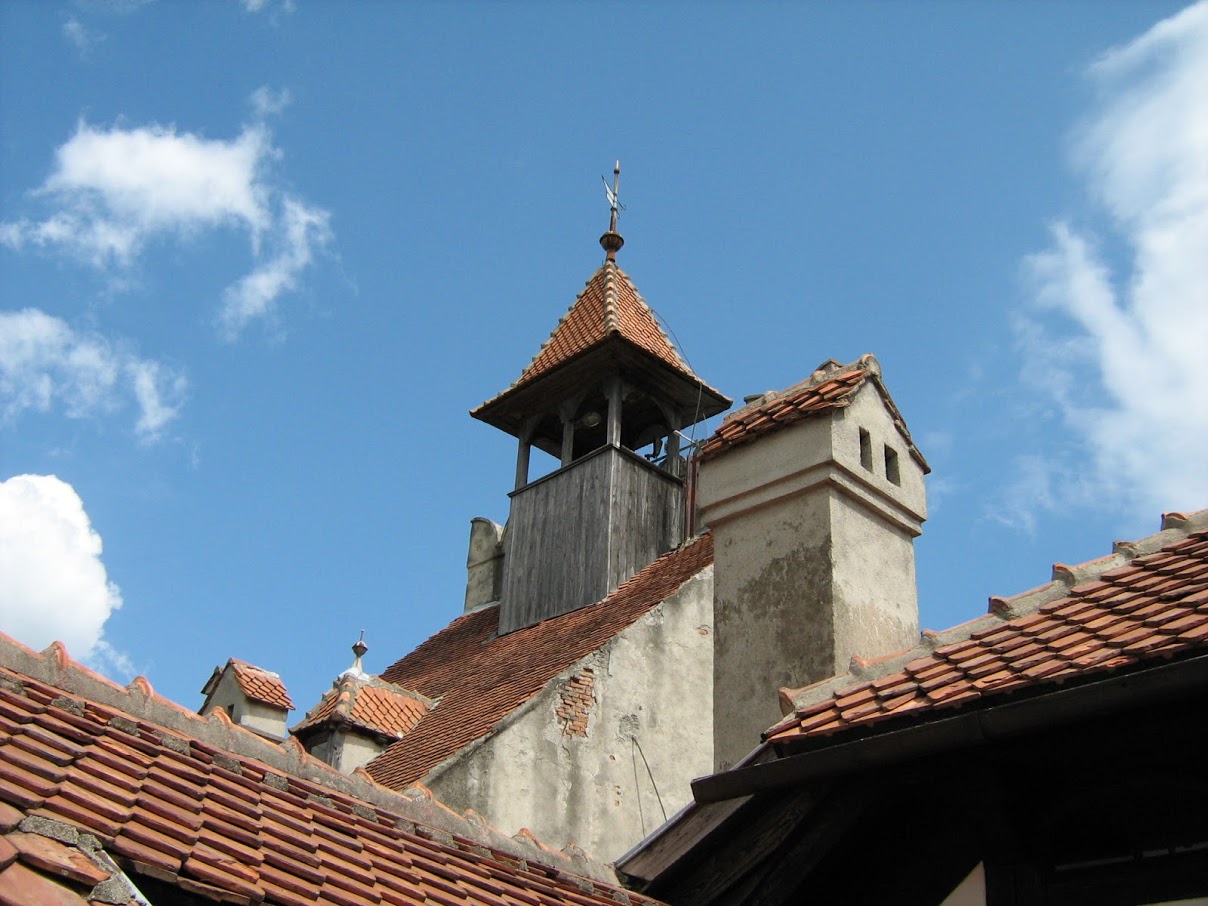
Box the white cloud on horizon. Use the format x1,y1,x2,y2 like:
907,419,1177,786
0,92,330,337
1005,1,1208,529
0,474,133,679
0,308,186,442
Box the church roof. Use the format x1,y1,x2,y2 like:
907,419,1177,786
0,633,657,905
766,509,1208,748
292,675,429,742
365,533,714,789
471,261,729,432
697,354,927,470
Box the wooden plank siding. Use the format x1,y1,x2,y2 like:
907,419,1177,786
498,445,684,634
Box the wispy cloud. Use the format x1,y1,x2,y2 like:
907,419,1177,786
220,197,331,337
0,308,186,442
0,474,132,679
0,89,331,338
240,0,296,14
1005,1,1208,528
63,17,105,55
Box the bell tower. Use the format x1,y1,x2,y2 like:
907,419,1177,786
472,165,730,634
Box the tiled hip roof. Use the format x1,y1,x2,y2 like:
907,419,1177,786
293,676,428,741
477,261,701,409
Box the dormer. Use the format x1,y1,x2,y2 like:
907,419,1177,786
199,658,293,741
291,636,431,774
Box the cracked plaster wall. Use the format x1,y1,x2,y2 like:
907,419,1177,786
701,384,925,771
425,567,714,863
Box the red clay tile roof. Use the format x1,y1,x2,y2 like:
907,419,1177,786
367,533,714,789
229,659,294,710
476,261,719,411
696,355,927,471
767,509,1208,748
0,634,663,906
293,675,429,741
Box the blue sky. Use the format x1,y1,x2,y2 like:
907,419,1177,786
2,1,1206,720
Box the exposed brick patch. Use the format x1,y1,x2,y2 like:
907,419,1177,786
555,669,595,738
373,533,712,787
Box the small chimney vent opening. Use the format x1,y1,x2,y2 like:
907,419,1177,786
884,445,901,486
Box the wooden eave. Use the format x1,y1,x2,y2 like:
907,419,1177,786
471,334,731,440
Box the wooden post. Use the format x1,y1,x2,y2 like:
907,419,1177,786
606,379,622,447
515,439,531,490
560,411,575,467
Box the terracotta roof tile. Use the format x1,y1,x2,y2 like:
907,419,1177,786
695,355,927,471
367,534,714,789
229,660,294,711
0,636,666,906
293,676,429,742
476,261,721,412
770,511,1208,748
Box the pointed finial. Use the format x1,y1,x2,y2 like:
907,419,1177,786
343,630,368,678
599,160,624,261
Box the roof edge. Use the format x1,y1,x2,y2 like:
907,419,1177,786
774,507,1208,720
0,631,622,884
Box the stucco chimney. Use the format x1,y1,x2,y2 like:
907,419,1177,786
465,517,505,612
696,356,928,770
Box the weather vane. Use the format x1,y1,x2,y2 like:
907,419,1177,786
599,161,625,261
601,161,623,234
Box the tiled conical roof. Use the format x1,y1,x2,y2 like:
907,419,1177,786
474,260,727,419
518,260,692,386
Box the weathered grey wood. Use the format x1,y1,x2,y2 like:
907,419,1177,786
607,378,622,447
499,445,683,634
514,439,531,491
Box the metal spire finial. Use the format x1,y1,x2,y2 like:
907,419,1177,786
599,160,625,261
343,630,368,678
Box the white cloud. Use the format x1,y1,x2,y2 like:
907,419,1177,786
0,474,130,677
250,86,291,119
220,197,331,336
0,308,186,441
63,17,104,54
240,0,296,13
1,92,330,337
1010,2,1208,523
